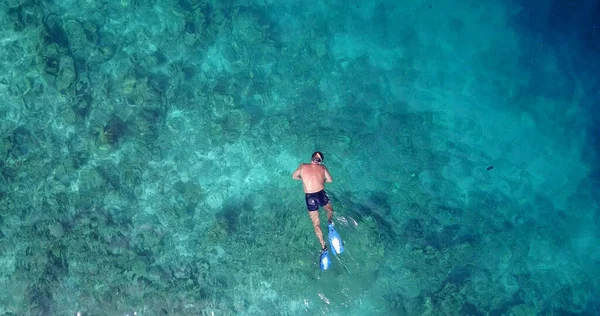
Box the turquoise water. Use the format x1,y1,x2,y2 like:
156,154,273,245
1,0,599,315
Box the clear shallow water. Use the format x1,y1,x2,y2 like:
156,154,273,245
1,0,599,315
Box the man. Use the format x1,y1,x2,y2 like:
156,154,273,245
292,151,334,251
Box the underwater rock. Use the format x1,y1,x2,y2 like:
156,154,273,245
36,42,77,93
95,164,121,191
460,302,483,316
0,138,11,160
122,165,143,189
72,94,93,117
44,55,60,78
232,10,264,42
63,20,84,46
56,55,76,92
44,14,70,48
445,265,474,286
210,7,226,27
403,218,425,239
27,286,53,315
396,269,423,299
211,93,236,120
101,115,127,146
184,21,197,34
310,38,328,58
37,41,62,78
8,3,44,31
173,180,205,208
52,12,105,66
122,76,154,105
48,222,64,239
224,109,251,141
9,75,33,97
182,7,206,41
424,224,478,250
78,166,104,193
1,160,17,181
206,217,228,242
129,107,164,145
10,126,30,157
178,0,204,11
216,201,242,234
121,76,138,95
510,304,538,316
212,77,233,95
147,72,170,94
266,116,291,141
241,93,265,118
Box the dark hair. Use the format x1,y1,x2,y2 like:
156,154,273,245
312,151,324,162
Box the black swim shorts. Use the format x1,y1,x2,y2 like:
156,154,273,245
305,190,330,211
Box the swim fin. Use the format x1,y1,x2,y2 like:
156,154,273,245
320,248,331,270
328,223,344,255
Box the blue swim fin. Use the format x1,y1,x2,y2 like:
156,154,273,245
328,223,344,255
320,249,331,270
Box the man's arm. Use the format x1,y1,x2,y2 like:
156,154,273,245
292,164,302,180
324,166,333,183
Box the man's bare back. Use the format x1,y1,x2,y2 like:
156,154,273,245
292,163,333,193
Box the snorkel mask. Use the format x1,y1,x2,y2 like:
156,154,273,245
312,152,323,164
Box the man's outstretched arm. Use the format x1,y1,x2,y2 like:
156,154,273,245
324,166,333,183
292,165,302,180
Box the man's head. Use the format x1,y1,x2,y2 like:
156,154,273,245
311,151,324,164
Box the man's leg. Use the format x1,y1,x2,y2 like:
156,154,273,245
324,203,334,223
308,210,326,249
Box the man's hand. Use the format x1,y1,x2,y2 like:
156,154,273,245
292,165,302,180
